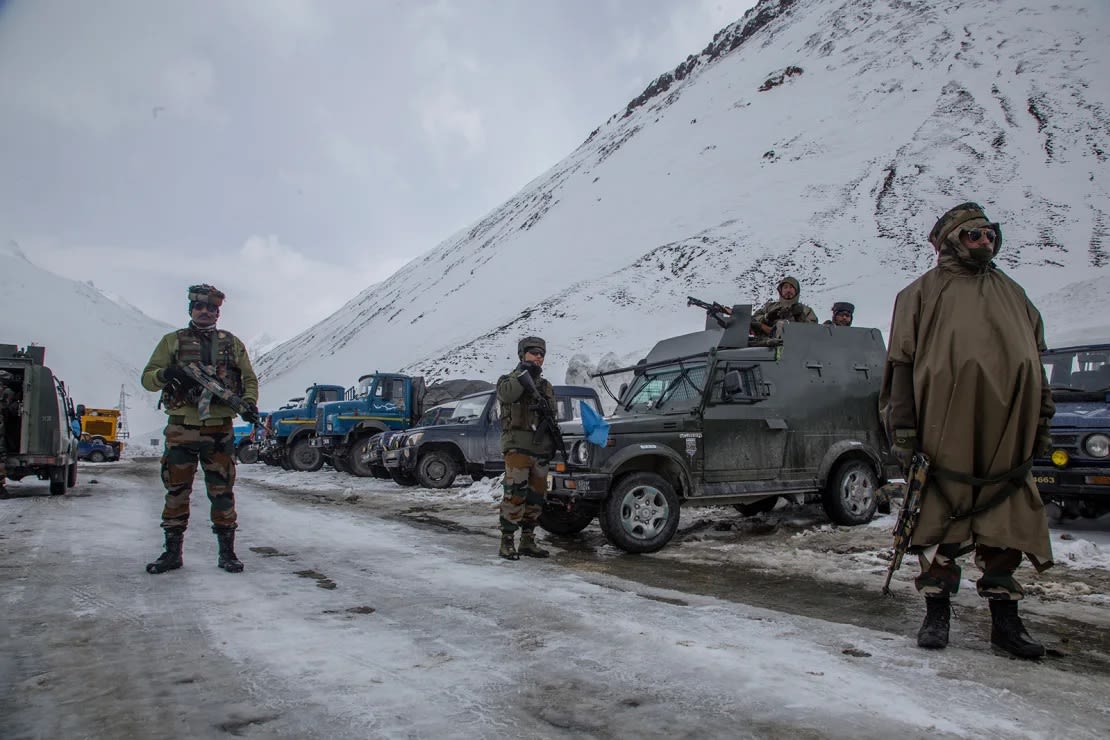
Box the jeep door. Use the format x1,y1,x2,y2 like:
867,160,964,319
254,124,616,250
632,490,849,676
701,355,788,484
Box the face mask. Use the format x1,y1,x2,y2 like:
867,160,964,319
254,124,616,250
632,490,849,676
967,246,994,264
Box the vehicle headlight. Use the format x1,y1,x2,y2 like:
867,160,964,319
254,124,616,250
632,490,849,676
326,413,338,431
572,440,590,465
406,432,423,447
1085,433,1110,459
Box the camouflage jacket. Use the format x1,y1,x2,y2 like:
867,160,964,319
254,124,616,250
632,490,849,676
141,327,258,426
496,368,557,458
751,298,818,331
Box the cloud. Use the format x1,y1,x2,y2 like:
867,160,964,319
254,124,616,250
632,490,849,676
416,90,486,156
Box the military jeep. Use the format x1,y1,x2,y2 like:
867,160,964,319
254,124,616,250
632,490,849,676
546,305,897,553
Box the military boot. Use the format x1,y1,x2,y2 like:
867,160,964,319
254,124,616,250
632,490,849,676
989,599,1045,659
499,532,519,561
917,596,951,649
213,526,244,573
146,528,185,574
518,531,550,558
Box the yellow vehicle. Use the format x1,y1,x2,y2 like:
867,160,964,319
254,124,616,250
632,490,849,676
77,406,125,461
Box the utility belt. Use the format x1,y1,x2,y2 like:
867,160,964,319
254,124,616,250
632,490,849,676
167,415,232,428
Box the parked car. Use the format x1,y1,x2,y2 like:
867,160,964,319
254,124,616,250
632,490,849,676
365,401,459,479
385,385,602,489
78,436,119,463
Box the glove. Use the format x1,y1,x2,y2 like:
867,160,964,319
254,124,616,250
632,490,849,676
516,360,541,379
161,365,198,389
241,401,260,425
891,428,918,471
1034,422,1053,458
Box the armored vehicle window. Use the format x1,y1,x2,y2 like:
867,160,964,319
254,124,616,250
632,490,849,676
450,394,491,424
623,364,707,412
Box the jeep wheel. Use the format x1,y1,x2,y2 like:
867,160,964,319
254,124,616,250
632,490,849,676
823,459,879,525
289,438,324,472
733,496,779,517
346,435,380,478
599,472,680,553
237,444,259,465
49,466,67,495
67,462,78,488
389,469,419,487
539,505,595,536
416,450,459,489
88,450,106,463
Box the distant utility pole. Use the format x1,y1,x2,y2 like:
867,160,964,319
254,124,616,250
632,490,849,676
118,384,130,439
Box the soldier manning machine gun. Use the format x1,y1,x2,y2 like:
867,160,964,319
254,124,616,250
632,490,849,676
167,363,259,423
687,296,734,329
882,452,931,595
515,366,569,464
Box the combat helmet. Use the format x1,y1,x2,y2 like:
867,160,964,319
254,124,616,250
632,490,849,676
928,202,1002,254
517,336,546,358
187,284,226,307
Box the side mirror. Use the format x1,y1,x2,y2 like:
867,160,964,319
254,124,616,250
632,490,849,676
617,382,628,402
76,404,86,417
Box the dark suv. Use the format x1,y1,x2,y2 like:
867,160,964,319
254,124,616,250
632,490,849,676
1035,343,1110,518
385,385,602,488
366,401,459,480
546,306,897,553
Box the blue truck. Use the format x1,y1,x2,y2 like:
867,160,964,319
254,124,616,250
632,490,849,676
1035,343,1110,519
258,384,345,471
311,374,491,478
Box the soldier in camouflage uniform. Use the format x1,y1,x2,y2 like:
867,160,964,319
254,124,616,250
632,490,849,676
141,284,259,574
496,336,557,560
0,370,18,497
823,301,855,326
749,276,818,346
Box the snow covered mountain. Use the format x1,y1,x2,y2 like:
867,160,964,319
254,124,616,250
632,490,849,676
0,240,173,439
257,0,1108,407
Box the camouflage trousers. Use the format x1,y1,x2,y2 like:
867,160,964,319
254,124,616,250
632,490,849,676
159,422,238,531
500,451,548,534
916,543,1025,601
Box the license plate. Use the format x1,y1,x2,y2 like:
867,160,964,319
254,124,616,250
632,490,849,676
1034,475,1055,485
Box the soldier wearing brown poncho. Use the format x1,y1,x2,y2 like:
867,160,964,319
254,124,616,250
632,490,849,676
880,202,1055,660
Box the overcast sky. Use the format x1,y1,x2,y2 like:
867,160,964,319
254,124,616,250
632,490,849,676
0,0,757,344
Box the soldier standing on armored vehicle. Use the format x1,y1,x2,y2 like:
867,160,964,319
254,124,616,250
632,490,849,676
823,301,855,326
880,202,1055,659
749,276,818,345
0,370,17,497
496,336,557,561
141,284,259,574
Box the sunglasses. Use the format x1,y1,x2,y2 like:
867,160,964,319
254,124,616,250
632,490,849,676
961,228,996,243
525,348,545,357
191,301,220,312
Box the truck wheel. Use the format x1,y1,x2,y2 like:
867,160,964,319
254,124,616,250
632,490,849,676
822,459,879,525
88,450,106,463
389,469,419,487
539,505,595,536
415,450,459,489
237,444,259,465
67,462,78,488
49,466,67,495
733,496,779,516
289,438,324,472
346,435,380,478
599,472,680,553
331,453,350,473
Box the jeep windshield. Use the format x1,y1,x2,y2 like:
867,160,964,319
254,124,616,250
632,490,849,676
621,362,707,413
448,394,491,424
1042,346,1110,393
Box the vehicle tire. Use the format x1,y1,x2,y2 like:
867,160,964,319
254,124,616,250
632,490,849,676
598,472,680,553
49,466,66,495
67,462,78,488
389,469,419,487
237,444,259,465
279,454,292,471
88,450,106,463
346,435,380,478
289,437,324,472
539,505,595,536
733,496,779,517
370,464,392,480
415,450,460,489
331,453,350,473
822,458,879,525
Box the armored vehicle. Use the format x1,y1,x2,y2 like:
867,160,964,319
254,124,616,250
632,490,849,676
1,344,80,495
546,306,896,552
1035,343,1110,518
386,385,602,489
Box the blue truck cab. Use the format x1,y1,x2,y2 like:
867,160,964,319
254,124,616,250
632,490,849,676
312,373,428,477
1035,343,1110,518
258,384,345,472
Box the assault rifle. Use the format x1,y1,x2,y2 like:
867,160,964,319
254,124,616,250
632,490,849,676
881,452,931,596
170,362,258,423
516,366,568,463
687,296,733,329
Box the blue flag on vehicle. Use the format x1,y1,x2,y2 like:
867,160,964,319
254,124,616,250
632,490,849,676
580,400,610,446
